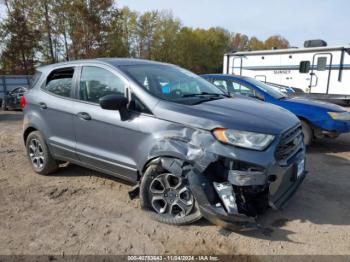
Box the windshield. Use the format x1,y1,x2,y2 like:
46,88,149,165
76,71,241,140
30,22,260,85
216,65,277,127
245,78,287,99
119,64,225,105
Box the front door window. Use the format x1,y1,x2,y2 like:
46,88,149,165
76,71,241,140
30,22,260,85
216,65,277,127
79,66,126,103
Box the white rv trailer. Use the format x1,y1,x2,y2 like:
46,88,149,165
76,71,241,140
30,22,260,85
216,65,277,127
223,42,350,101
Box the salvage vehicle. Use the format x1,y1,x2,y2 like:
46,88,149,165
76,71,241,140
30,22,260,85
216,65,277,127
22,59,306,229
202,74,350,146
1,86,28,111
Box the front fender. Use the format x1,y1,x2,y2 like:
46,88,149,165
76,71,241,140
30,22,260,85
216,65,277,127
137,129,219,175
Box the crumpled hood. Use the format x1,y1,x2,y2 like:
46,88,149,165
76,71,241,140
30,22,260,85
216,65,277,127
284,97,346,112
154,97,300,135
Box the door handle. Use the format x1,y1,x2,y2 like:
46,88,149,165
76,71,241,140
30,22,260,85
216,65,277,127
309,72,318,88
38,102,47,109
77,112,91,121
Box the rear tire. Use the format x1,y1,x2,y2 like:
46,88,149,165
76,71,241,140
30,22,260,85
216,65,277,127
140,162,202,225
26,131,59,175
301,120,313,146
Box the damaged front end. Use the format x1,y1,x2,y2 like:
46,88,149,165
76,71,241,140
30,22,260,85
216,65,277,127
184,156,271,230
136,123,306,230
187,153,306,230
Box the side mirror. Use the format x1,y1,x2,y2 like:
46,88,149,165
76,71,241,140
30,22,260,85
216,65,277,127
99,94,128,111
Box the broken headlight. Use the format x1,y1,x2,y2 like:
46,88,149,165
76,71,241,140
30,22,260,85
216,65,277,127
328,111,350,121
213,128,275,150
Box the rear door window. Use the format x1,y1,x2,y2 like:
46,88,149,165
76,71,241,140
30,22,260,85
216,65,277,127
212,78,251,94
231,80,265,100
44,67,74,98
212,78,263,99
236,83,255,96
213,79,228,91
230,81,244,93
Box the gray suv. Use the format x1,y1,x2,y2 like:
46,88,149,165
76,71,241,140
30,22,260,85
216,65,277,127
22,59,306,229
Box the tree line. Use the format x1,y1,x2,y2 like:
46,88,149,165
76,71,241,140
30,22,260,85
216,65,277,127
0,0,290,75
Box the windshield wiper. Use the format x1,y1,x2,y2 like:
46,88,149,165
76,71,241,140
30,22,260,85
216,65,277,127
183,92,228,98
191,96,226,105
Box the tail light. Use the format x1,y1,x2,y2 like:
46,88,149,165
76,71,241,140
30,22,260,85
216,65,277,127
20,96,26,108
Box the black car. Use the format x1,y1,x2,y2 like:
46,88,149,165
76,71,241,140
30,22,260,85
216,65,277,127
1,86,28,111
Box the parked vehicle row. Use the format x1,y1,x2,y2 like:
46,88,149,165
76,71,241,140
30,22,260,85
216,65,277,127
21,59,306,229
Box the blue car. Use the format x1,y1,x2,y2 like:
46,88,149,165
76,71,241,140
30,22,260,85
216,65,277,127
201,74,350,145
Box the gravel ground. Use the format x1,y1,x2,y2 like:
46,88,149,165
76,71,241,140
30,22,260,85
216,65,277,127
1,110,350,255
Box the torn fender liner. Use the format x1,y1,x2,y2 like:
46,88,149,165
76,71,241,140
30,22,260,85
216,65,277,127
128,183,140,200
149,128,218,172
160,157,185,176
228,170,266,186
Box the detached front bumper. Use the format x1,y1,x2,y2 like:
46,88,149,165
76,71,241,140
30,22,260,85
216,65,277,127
188,172,259,230
187,149,306,230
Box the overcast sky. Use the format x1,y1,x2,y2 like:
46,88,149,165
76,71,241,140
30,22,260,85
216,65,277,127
117,0,350,47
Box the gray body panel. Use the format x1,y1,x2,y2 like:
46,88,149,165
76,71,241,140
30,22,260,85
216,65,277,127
72,100,142,181
24,88,77,161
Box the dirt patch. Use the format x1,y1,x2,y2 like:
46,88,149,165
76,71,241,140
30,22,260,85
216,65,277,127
1,111,350,255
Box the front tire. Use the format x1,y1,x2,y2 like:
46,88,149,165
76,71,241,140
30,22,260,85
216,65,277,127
26,131,59,175
301,120,313,146
140,162,202,225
